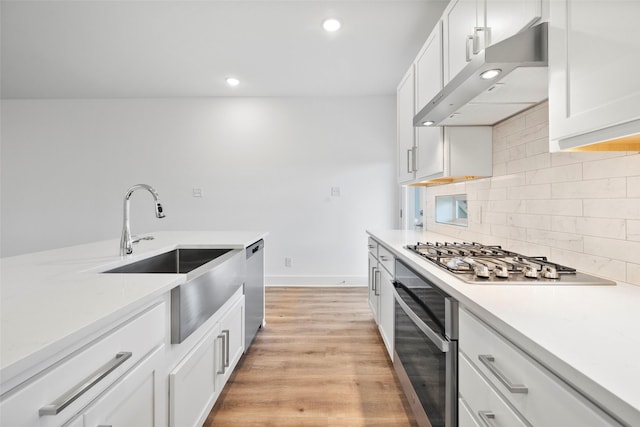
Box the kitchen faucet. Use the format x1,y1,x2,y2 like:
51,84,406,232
120,184,165,255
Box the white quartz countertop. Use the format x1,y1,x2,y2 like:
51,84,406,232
368,229,640,427
0,231,267,385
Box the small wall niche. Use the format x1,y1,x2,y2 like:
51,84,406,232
435,194,468,227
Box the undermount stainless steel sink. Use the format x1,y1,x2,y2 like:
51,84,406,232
104,248,233,274
104,247,245,344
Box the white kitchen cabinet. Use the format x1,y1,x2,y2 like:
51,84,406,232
368,252,380,324
215,294,245,391
0,302,165,427
415,21,443,110
366,239,395,360
378,266,394,360
443,0,479,84
169,331,217,427
169,294,245,427
443,0,542,83
397,66,417,184
485,0,542,47
549,0,640,151
459,351,528,427
459,307,622,426
75,345,164,427
414,21,446,182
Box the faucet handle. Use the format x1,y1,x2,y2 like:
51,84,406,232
132,235,155,245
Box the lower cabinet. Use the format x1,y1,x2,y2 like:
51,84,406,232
378,266,394,360
459,307,622,427
366,238,395,360
0,302,165,427
67,346,164,427
368,252,380,323
169,295,244,427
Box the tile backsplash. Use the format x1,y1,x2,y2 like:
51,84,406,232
425,101,640,286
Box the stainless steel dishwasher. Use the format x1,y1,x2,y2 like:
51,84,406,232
245,239,264,351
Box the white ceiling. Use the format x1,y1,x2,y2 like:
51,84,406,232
0,0,447,98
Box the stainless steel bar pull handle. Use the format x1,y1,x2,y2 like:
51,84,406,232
217,334,227,375
374,270,381,296
465,35,474,62
222,329,230,368
478,354,528,393
478,411,496,427
39,352,132,416
406,149,413,173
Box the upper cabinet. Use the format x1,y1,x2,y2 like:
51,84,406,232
397,66,417,184
443,0,543,84
398,11,492,186
549,0,640,151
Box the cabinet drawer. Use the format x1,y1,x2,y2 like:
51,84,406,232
0,302,165,427
459,351,528,427
79,345,163,427
459,308,620,427
367,237,378,257
377,245,394,276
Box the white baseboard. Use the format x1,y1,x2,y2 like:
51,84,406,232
266,275,367,287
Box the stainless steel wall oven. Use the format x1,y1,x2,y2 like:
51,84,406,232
393,259,458,427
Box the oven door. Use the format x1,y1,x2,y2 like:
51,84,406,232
394,285,457,427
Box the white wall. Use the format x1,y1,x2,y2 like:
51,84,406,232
0,97,397,285
425,102,640,286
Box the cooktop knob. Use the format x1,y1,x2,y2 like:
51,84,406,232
494,265,510,279
542,265,560,279
524,265,539,279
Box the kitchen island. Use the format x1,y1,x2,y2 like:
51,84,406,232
0,230,266,427
369,229,640,427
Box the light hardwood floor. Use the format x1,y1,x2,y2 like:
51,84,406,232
204,286,417,427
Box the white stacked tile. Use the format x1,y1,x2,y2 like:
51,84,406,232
425,101,640,286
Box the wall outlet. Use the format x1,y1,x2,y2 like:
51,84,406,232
192,187,203,198
331,186,341,197
284,257,292,268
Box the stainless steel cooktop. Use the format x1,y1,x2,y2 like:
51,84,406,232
405,242,616,285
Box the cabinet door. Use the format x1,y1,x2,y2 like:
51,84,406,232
378,266,395,360
415,21,443,110
215,296,245,391
397,66,416,183
414,21,445,181
368,253,379,323
549,0,640,151
169,332,216,427
82,346,163,427
445,127,492,177
443,0,479,83
484,0,541,47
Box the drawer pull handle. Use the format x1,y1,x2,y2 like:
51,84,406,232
39,352,132,416
478,354,528,394
217,334,227,375
379,255,390,262
478,411,496,427
222,329,230,368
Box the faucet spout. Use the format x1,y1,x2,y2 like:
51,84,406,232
120,184,166,256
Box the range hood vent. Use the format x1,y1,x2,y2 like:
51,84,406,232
414,22,548,127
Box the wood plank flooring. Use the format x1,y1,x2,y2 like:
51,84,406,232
204,286,417,427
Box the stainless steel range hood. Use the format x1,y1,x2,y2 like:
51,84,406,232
414,22,548,127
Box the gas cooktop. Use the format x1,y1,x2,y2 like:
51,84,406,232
405,241,616,285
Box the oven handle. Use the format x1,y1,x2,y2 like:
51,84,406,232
393,281,446,333
393,287,450,352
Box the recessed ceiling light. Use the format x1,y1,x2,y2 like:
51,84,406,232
480,69,502,80
225,77,240,87
322,18,341,32
422,121,435,126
